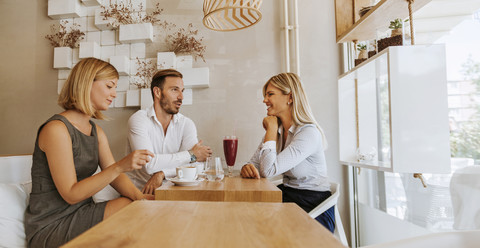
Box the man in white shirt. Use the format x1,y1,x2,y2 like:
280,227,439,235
126,69,212,194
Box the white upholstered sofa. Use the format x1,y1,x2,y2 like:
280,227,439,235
0,155,32,248
0,155,117,248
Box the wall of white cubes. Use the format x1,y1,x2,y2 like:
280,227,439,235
48,0,209,110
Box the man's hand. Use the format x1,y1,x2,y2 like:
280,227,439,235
142,171,165,195
240,164,260,179
191,140,212,162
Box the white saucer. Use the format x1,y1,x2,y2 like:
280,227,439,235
168,177,204,186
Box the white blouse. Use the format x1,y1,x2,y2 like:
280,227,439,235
248,124,330,192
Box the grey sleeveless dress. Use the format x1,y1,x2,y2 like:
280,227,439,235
25,114,107,248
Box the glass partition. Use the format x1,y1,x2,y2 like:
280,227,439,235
375,53,391,165
357,59,379,165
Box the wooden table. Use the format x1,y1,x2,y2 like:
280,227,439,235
62,201,345,248
155,176,282,202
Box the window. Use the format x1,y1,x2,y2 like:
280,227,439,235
354,2,480,244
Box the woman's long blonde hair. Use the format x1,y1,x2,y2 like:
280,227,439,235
263,72,328,149
58,58,119,120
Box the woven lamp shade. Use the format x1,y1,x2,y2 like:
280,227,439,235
203,0,263,31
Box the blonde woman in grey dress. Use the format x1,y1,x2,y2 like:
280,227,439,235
25,58,154,248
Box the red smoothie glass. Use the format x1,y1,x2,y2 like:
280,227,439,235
223,136,238,177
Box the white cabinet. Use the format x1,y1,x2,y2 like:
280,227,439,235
338,45,451,173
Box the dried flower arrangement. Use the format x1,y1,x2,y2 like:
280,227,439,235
45,20,85,48
165,23,206,62
131,58,157,89
101,2,171,29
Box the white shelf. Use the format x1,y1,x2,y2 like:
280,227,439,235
340,160,392,172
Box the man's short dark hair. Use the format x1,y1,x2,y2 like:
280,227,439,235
150,69,183,98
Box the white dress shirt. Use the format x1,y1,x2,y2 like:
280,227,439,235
249,124,330,192
126,105,198,189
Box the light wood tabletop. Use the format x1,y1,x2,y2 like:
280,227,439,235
155,176,282,202
62,201,345,248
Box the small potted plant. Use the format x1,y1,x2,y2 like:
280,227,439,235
389,18,403,37
377,18,405,52
354,43,368,66
101,2,168,43
357,43,367,59
45,20,85,69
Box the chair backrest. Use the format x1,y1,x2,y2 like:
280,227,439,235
268,179,348,246
308,182,340,218
308,182,348,247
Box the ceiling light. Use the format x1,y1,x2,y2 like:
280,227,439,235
203,0,263,31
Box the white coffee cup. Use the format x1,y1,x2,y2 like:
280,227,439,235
176,166,198,181
194,162,204,175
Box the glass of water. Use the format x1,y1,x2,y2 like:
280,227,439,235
204,157,224,181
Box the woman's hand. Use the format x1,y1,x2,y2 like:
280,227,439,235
263,116,278,142
117,149,154,173
240,164,260,179
263,116,278,131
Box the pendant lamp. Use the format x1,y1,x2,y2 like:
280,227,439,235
203,0,263,31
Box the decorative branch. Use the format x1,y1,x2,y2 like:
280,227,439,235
45,20,85,48
165,23,206,62
101,2,171,29
131,58,157,89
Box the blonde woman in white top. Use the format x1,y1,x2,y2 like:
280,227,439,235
241,72,335,232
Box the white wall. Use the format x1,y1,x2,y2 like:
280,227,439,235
0,0,347,241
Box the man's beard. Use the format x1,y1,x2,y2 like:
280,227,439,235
160,93,181,115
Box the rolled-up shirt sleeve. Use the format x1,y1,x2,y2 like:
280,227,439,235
248,138,264,169
258,126,321,178
153,118,199,177
179,118,199,153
